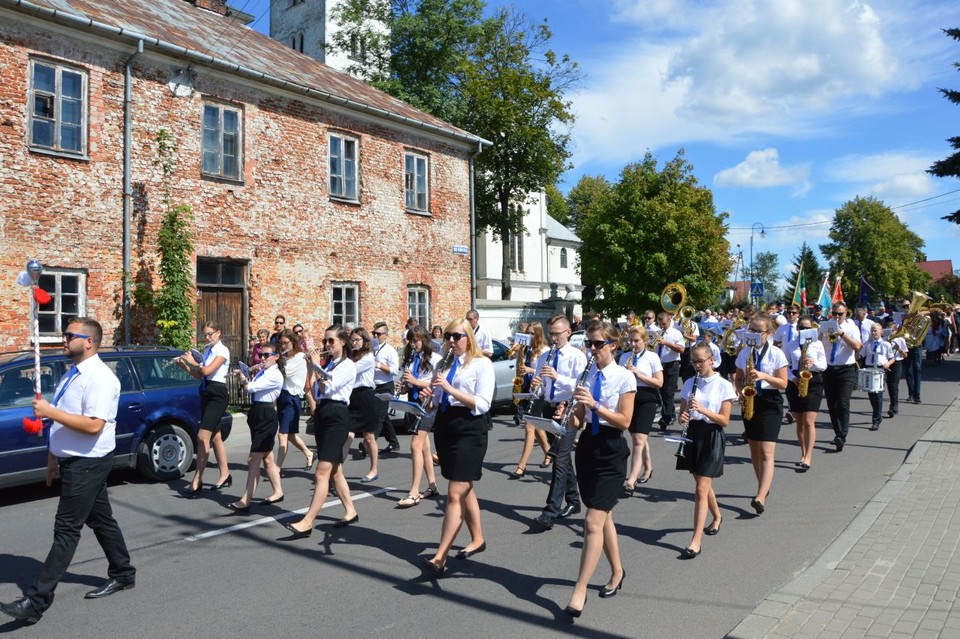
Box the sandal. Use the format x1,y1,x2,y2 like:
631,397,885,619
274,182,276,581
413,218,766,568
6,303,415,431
510,466,525,479
397,494,421,509
419,484,440,500
623,481,635,497
540,456,553,468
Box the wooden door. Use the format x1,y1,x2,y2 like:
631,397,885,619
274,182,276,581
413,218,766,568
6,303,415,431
197,289,245,364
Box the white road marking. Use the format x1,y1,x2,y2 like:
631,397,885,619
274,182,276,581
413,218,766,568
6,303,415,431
185,486,396,542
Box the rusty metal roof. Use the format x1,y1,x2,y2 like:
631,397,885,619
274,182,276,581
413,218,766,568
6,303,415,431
3,0,486,147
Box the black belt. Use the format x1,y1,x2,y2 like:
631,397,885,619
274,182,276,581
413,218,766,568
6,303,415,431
318,399,347,406
252,400,273,406
662,361,680,368
829,363,857,369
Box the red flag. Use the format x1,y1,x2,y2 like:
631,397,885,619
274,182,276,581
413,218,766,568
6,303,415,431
831,271,845,304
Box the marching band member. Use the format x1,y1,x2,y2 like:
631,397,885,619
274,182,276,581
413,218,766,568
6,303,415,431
785,316,826,470
860,324,893,431
530,314,587,530
618,326,663,494
676,343,737,558
285,326,359,537
884,318,907,418
347,328,380,482
396,325,441,508
734,315,788,515
563,321,635,617
230,343,285,513
276,330,314,473
371,322,401,455
422,319,495,575
772,305,800,348
510,323,552,477
655,312,685,430
822,303,862,452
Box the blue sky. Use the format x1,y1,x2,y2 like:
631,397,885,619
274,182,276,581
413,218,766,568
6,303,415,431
242,0,960,282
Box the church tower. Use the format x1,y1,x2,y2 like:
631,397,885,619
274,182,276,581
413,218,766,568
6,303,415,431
269,0,367,74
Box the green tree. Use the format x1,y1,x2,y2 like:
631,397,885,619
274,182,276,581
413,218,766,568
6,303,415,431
928,28,960,224
544,183,571,227
567,174,612,232
577,150,732,316
820,196,929,301
152,129,195,350
783,242,825,306
929,273,960,303
751,251,781,300
461,8,581,299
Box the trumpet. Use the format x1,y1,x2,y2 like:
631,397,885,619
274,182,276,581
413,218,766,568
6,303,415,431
797,341,811,398
675,373,699,459
742,345,756,420
558,353,596,432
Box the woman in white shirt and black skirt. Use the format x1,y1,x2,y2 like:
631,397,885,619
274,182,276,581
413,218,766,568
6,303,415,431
618,325,663,494
564,320,636,618
422,319,495,576
348,327,380,482
784,316,826,471
285,326,359,537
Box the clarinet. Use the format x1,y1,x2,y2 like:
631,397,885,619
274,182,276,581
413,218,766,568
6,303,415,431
558,353,597,432
675,372,700,459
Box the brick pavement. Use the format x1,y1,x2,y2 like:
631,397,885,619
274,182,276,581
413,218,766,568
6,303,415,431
729,393,960,639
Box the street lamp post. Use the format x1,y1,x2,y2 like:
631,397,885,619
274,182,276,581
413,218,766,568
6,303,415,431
750,223,766,304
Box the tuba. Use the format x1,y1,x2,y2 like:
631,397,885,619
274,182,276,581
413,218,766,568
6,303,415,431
679,304,697,336
661,282,687,318
892,291,932,348
741,346,756,420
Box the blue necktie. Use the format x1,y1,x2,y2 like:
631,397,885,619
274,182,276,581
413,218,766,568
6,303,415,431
830,336,839,365
789,326,795,343
632,352,641,367
200,346,212,391
412,354,422,400
657,343,664,358
439,357,460,413
591,371,604,435
549,350,560,400
52,365,80,407
872,340,880,366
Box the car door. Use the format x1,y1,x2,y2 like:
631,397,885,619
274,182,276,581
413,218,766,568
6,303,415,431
98,357,146,460
490,340,517,405
0,360,61,482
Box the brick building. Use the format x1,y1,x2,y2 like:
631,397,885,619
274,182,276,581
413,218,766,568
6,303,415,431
0,0,487,359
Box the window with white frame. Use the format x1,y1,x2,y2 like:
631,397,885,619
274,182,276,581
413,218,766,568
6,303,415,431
329,133,358,199
29,59,87,155
331,283,359,326
404,151,429,212
407,286,430,328
509,230,524,273
202,103,242,180
560,247,568,269
36,270,86,340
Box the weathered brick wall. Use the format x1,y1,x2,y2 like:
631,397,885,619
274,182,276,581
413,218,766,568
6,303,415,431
0,16,473,352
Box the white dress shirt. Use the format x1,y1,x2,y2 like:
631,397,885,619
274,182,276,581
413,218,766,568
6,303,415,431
203,342,231,383
472,325,493,355
680,374,737,424
316,357,356,403
773,321,799,346
282,352,307,397
617,350,663,388
443,354,495,416
247,364,283,403
656,326,685,363
583,363,635,427
860,339,893,368
373,342,399,386
49,354,120,459
735,344,789,390
353,352,375,388
785,339,827,382
536,343,587,403
822,319,861,366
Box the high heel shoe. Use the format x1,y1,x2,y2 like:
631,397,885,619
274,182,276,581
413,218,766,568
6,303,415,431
599,569,625,598
638,470,653,484
213,474,233,490
509,467,525,479
563,603,584,618
180,484,202,498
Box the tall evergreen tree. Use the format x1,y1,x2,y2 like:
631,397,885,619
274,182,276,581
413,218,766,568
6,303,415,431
784,242,825,306
928,28,960,224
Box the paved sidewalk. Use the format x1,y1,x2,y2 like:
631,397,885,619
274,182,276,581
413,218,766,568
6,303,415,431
729,393,960,639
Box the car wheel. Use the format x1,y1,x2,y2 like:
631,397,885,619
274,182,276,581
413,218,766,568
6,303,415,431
137,424,194,482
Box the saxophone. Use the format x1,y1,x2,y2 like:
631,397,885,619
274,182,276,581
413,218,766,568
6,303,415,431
511,342,527,406
797,341,811,398
742,345,756,420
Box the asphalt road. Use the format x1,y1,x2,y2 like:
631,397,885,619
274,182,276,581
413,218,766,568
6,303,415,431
1,360,957,638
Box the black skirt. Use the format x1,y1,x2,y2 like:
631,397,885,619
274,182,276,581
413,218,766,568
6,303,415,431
675,419,725,477
785,371,824,413
199,381,229,432
575,426,629,511
744,391,783,442
433,406,488,482
248,402,278,453
628,387,659,435
314,400,350,463
349,386,378,434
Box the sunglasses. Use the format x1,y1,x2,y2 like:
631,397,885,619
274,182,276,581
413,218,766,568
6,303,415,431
275,321,285,325
262,351,277,358
323,338,337,345
374,331,388,336
586,339,614,349
294,329,303,334
832,311,845,316
785,310,799,315
62,331,90,341
444,332,467,341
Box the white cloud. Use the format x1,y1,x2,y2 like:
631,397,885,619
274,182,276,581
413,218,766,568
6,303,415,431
714,148,812,195
824,151,933,183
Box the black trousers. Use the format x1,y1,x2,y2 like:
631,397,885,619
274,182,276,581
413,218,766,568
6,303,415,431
541,402,579,518
886,360,902,414
373,382,400,448
26,455,135,612
659,362,680,423
823,364,857,442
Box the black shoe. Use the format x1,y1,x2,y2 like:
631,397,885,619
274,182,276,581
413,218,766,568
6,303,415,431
638,471,653,484
704,517,722,536
380,445,400,455
559,503,582,518
835,438,845,452
750,498,765,515
0,598,42,623
914,398,921,404
563,605,583,618
180,485,202,498
599,569,625,598
260,495,284,505
333,514,359,528
212,474,233,490
870,423,880,431
887,410,895,418
84,578,135,599
281,523,313,540
533,514,555,530
421,557,446,576
227,502,250,515
680,547,701,559
455,541,487,560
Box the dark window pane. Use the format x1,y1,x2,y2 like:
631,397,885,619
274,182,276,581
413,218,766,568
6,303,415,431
38,314,56,333
60,276,78,294
33,64,55,93
34,94,54,118
197,260,218,284
330,175,341,195
330,136,341,157
38,274,55,290
202,127,219,154
32,120,53,147
223,154,237,179
223,109,238,133
61,124,81,152
61,295,78,314
203,105,219,129
61,71,83,99
202,151,219,175
61,98,81,125
220,262,243,285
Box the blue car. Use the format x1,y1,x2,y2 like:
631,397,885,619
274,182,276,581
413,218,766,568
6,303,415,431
0,346,232,489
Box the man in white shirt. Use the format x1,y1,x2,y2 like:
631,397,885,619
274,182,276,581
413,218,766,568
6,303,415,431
655,311,685,429
530,314,587,530
370,322,401,454
853,306,876,355
822,303,862,451
2,318,135,625
466,309,493,357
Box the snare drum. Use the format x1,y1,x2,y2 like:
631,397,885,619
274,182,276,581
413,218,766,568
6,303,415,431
857,368,885,393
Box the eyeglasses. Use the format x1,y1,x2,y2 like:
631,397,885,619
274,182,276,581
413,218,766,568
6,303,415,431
323,338,337,345
374,331,388,336
691,358,712,365
832,311,845,316
203,332,215,337
586,340,613,349
548,330,569,337
62,332,90,341
444,332,467,341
